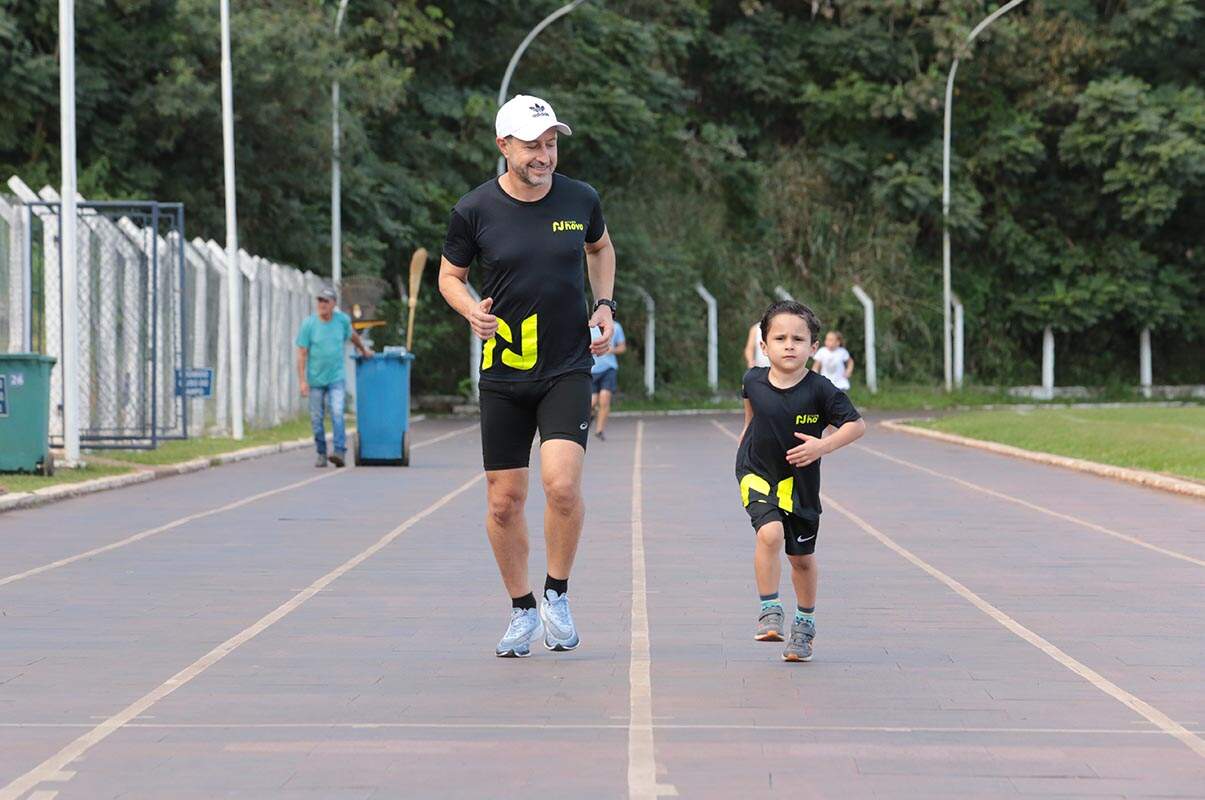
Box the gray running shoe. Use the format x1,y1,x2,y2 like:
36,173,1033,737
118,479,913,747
315,454,327,468
539,589,580,651
783,617,815,662
755,605,784,641
496,607,543,658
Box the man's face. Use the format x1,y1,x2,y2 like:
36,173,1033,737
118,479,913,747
316,297,334,317
497,129,558,187
762,313,818,370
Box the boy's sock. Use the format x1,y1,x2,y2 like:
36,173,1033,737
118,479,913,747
512,592,537,611
759,592,781,610
544,575,568,597
795,606,815,625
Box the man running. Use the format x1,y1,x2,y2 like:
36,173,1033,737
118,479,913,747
438,95,617,658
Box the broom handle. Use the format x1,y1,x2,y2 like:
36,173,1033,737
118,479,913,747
406,297,417,351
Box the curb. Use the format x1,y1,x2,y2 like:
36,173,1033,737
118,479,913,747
880,419,1205,501
0,424,375,515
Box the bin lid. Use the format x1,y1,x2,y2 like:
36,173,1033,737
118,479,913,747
0,353,57,365
354,352,414,361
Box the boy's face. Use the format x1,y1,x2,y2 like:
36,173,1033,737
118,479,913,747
761,313,818,370
824,332,839,349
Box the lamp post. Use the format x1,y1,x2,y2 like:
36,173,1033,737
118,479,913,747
59,0,80,463
331,0,350,300
942,0,1027,391
496,0,587,176
220,0,245,439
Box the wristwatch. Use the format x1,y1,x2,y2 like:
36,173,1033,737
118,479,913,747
593,299,617,319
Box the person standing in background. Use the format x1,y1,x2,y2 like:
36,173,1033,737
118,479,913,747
811,330,854,391
590,320,626,441
744,321,771,369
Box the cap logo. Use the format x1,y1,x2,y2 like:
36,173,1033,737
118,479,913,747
529,102,549,118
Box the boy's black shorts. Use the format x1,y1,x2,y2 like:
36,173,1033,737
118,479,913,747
479,371,591,471
747,503,819,556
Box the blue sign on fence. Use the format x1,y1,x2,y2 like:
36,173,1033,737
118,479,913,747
0,375,7,417
174,368,214,398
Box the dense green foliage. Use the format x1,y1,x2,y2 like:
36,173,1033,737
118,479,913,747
2,0,1201,395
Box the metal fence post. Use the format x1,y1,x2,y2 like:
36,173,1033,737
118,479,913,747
1041,325,1055,400
633,285,655,397
851,285,878,394
694,282,718,394
952,293,965,389
1139,327,1152,399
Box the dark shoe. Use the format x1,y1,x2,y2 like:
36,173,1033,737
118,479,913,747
328,452,346,468
315,454,327,468
595,429,606,441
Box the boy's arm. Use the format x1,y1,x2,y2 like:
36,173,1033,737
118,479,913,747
739,399,753,441
786,417,866,468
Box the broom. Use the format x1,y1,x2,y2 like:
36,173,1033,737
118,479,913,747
405,247,428,351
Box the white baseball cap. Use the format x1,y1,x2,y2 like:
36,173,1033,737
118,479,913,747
495,94,572,141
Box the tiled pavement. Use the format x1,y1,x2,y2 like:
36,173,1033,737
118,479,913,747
1,415,1201,798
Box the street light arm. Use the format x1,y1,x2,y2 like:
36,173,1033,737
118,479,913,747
967,0,1027,45
498,0,587,108
334,0,350,36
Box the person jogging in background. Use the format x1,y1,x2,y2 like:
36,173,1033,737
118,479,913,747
736,301,866,662
744,321,771,369
590,320,626,441
438,94,618,658
812,330,854,390
297,286,372,468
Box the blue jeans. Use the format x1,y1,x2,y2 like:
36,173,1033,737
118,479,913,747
309,380,346,456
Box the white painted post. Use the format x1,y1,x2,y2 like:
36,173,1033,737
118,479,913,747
695,282,718,394
952,293,965,389
633,285,655,397
59,0,80,463
206,240,230,433
851,285,877,394
1139,326,1152,399
331,0,350,300
1041,325,1055,400
467,283,481,402
243,251,259,426
188,239,208,435
220,0,244,439
773,285,794,301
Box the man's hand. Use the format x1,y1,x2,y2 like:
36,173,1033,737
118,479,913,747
786,432,827,468
588,304,614,356
358,343,373,357
470,297,499,340
299,379,309,398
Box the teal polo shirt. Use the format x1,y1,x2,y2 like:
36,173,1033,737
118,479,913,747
296,311,353,387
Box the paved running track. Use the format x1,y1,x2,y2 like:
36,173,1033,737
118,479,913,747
1,414,1202,799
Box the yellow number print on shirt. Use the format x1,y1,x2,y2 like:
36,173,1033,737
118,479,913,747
739,473,794,514
482,313,539,371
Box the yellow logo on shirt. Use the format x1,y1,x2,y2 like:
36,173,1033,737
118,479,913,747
482,313,539,371
551,220,585,232
795,414,819,424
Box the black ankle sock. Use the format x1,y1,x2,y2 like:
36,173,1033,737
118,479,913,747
544,575,568,596
511,592,536,610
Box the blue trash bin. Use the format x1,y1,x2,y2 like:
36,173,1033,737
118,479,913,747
352,351,415,466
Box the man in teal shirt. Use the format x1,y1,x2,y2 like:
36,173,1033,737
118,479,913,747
296,286,372,467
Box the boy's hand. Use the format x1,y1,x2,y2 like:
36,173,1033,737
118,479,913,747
786,432,827,468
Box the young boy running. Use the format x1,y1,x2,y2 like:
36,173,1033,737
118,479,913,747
736,300,866,661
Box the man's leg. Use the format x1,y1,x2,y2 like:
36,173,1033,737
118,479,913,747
485,468,532,598
309,385,328,462
328,380,347,459
539,439,586,581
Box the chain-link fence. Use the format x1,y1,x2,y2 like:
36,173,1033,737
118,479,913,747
2,175,325,443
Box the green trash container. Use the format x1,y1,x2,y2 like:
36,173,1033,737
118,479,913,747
0,353,57,476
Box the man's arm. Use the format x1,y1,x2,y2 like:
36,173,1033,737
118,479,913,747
296,347,309,397
349,330,372,357
585,229,616,356
438,256,498,340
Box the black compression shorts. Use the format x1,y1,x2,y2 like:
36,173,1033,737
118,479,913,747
479,371,592,471
747,503,819,556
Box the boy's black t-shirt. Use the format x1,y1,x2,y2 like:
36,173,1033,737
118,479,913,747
736,368,862,522
442,173,607,383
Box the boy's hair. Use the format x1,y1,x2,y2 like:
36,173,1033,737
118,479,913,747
827,330,844,345
759,300,821,345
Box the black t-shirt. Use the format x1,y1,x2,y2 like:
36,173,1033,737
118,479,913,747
443,173,607,383
736,368,862,522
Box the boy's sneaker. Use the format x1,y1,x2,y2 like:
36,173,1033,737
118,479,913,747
755,605,784,641
496,607,543,658
539,589,580,651
783,617,815,662
315,454,327,468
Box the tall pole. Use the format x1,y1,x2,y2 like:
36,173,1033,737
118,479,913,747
331,0,350,301
59,0,80,464
496,0,587,176
942,0,1027,391
220,0,245,439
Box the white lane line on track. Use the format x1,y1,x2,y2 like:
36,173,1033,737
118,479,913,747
0,471,486,800
708,419,1205,760
0,423,479,590
627,421,677,800
3,722,1202,736
853,441,1205,568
